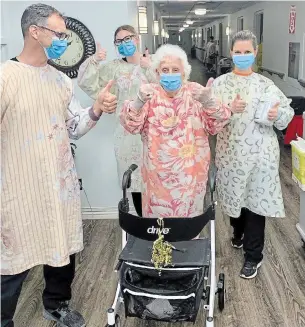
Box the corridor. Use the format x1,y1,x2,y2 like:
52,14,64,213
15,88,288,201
13,59,305,327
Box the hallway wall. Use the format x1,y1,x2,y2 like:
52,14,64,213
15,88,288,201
194,1,305,94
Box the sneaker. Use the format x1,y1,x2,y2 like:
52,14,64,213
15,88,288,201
240,261,262,279
231,235,243,249
43,301,86,327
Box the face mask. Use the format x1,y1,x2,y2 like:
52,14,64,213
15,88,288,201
43,38,68,59
118,41,136,57
232,53,255,70
160,73,182,92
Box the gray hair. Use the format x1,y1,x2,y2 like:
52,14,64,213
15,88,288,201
231,30,257,50
21,3,63,37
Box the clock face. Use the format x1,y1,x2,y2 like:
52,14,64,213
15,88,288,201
49,17,96,79
52,30,85,68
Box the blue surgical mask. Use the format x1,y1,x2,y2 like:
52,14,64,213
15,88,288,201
118,41,136,57
44,38,68,59
232,53,255,70
160,73,182,92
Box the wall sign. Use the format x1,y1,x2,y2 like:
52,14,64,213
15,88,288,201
289,5,296,34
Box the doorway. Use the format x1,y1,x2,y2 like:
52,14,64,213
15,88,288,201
219,23,223,57
288,42,300,79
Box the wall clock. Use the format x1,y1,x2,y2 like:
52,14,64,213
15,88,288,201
49,17,96,79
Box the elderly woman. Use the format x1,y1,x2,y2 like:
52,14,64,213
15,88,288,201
213,30,294,279
120,44,231,218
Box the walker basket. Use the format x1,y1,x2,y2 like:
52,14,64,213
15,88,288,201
120,261,205,323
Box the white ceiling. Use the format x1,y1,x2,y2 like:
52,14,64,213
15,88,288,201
154,1,258,30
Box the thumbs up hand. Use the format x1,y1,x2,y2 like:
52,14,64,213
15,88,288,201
191,78,216,107
93,80,117,115
94,42,107,62
231,94,247,113
140,49,152,69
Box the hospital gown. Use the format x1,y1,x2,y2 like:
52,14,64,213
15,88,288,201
120,82,231,218
213,72,294,218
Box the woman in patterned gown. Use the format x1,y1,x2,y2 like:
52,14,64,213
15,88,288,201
213,30,294,279
120,44,231,219
78,25,154,216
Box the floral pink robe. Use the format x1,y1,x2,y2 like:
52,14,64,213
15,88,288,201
120,82,231,218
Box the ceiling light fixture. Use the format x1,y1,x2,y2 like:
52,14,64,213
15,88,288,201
183,24,189,28
195,8,207,15
186,20,193,25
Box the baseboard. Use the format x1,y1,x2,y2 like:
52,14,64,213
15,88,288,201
81,206,136,220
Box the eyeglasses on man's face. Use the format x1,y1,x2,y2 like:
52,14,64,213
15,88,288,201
36,26,69,41
114,35,135,46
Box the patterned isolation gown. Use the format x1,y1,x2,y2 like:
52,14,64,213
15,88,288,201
78,56,155,192
1,60,99,274
213,72,294,218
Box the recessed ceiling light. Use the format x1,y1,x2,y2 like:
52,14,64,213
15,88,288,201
195,8,207,15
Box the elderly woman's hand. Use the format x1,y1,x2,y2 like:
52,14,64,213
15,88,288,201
138,84,155,102
192,78,218,108
140,49,152,69
268,102,280,121
131,84,155,111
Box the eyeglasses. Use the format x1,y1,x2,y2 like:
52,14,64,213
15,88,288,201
37,26,69,41
114,35,135,46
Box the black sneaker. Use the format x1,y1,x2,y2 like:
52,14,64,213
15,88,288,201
231,235,243,249
43,301,86,327
240,261,262,279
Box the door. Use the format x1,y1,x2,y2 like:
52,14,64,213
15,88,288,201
288,42,300,79
219,23,223,57
254,11,264,71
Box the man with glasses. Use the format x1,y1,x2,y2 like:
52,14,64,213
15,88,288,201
1,3,117,327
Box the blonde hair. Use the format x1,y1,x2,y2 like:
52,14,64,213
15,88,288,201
114,25,137,42
151,44,192,81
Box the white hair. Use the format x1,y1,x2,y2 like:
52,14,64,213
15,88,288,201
151,44,192,81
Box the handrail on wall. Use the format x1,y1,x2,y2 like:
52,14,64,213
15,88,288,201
298,79,305,88
258,66,285,79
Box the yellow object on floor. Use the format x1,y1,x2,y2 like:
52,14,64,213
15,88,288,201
291,136,305,191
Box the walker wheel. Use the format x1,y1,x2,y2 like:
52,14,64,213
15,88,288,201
104,314,121,327
115,315,121,327
218,273,225,311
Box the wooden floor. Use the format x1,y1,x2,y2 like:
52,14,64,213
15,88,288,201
14,60,305,327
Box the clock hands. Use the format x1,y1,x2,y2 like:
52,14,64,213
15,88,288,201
67,40,73,46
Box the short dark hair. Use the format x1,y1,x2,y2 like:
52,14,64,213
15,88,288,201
210,36,214,40
21,3,63,37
